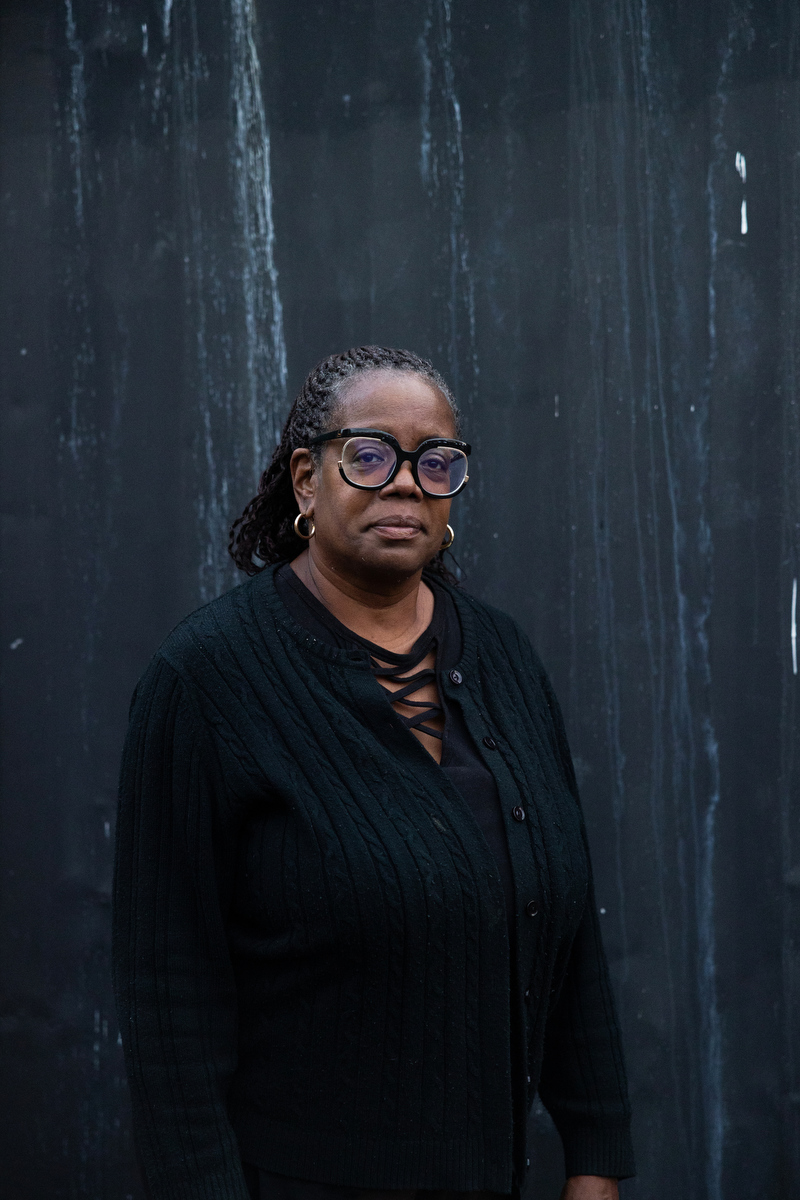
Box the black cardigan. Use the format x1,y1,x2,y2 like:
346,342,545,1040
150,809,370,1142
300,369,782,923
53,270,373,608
112,563,634,1200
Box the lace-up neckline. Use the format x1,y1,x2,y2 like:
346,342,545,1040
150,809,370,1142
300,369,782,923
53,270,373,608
340,614,445,740
280,568,447,740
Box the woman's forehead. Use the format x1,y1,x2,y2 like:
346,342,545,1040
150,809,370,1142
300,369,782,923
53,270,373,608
337,369,455,433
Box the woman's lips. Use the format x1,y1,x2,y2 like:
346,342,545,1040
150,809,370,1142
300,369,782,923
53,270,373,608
369,517,423,540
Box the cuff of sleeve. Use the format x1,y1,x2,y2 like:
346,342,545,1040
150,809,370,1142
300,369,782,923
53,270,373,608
558,1120,636,1181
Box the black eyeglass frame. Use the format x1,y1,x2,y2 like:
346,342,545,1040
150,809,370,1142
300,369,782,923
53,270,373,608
308,427,472,497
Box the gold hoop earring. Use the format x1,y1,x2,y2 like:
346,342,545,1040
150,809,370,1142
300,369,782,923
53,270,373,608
293,512,315,540
440,524,455,550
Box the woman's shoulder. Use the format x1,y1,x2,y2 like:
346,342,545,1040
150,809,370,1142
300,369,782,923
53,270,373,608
148,570,274,686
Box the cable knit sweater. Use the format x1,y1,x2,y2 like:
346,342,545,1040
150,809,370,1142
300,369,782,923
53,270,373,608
112,563,634,1200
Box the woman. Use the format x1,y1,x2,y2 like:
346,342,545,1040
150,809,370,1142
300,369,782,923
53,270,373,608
113,346,634,1200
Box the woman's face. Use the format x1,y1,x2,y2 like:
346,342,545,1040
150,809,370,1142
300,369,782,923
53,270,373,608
290,369,458,587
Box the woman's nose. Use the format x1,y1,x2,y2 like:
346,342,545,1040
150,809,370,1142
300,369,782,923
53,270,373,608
383,459,421,496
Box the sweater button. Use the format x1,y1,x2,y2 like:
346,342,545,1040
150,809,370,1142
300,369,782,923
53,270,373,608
526,900,539,918
449,668,463,685
482,735,497,750
512,805,526,822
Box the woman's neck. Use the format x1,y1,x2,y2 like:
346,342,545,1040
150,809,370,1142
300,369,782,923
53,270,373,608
289,548,434,655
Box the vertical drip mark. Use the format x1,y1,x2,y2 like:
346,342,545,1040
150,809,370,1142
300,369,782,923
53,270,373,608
792,578,797,675
174,0,216,599
174,0,286,601
636,6,703,1171
154,0,174,122
569,0,630,978
62,0,94,469
64,1,86,235
627,0,673,1062
736,152,747,233
417,0,479,572
419,16,433,188
699,717,723,1200
230,0,288,473
418,0,478,403
60,0,87,464
59,2,103,744
698,11,758,1195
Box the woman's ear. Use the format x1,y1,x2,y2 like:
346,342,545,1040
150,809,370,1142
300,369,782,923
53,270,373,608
290,448,317,512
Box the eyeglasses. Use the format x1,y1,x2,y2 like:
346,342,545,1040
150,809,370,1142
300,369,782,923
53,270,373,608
308,428,471,498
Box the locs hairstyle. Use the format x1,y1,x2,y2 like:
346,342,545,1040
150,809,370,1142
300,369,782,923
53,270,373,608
228,346,462,580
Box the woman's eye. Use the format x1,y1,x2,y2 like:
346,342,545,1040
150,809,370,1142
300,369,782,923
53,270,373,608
354,450,385,466
422,454,448,473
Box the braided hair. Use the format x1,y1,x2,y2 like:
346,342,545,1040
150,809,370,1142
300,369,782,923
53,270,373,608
228,346,462,579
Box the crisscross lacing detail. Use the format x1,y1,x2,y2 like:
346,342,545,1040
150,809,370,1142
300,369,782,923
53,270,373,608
367,643,443,739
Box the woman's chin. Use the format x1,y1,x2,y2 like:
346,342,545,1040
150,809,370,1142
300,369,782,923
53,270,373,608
352,539,437,579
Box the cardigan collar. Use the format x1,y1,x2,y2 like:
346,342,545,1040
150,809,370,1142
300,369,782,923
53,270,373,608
250,559,479,679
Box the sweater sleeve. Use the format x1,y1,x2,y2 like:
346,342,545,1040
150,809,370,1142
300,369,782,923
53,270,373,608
535,668,635,1181
112,654,251,1200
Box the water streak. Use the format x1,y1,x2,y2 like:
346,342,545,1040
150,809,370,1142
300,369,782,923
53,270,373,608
64,0,86,235
418,0,478,404
230,0,288,470
697,10,758,1195
173,1,286,600
569,0,630,987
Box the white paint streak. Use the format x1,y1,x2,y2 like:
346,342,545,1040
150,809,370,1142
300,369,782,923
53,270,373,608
63,0,94,465
419,20,433,187
735,150,746,181
64,0,86,231
230,0,288,472
791,578,796,681
418,0,478,401
162,0,173,42
175,0,286,600
741,198,748,235
9,638,23,650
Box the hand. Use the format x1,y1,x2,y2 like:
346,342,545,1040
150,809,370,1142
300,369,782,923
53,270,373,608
559,1176,619,1200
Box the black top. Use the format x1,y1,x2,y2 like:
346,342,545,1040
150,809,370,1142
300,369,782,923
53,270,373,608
112,563,635,1200
274,564,515,925
252,567,516,1200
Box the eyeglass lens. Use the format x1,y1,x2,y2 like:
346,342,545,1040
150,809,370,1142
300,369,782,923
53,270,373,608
340,437,468,496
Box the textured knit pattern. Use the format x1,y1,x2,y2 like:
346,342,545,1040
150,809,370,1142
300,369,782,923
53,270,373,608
112,564,634,1200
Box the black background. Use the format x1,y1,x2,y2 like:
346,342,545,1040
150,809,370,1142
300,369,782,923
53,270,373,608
1,1,799,1197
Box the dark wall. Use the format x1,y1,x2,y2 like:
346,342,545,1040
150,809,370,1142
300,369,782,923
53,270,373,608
1,2,799,1197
